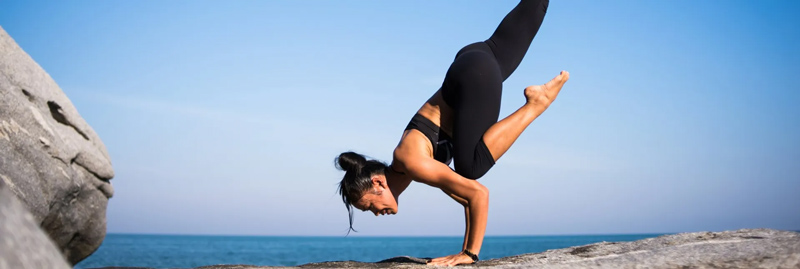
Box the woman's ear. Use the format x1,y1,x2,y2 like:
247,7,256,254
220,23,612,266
371,175,386,189
369,175,385,195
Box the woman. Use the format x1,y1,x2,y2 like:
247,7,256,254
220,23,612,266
335,0,568,266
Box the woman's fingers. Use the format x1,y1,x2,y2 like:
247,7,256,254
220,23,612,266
430,254,473,267
430,255,452,262
428,255,453,265
428,258,453,267
428,253,471,267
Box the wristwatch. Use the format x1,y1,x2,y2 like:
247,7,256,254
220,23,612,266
462,249,479,262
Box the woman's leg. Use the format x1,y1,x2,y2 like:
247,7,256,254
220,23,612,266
444,48,503,180
487,0,549,81
444,0,552,179
446,66,569,179
482,71,569,162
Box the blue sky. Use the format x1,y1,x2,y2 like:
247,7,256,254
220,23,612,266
1,0,798,236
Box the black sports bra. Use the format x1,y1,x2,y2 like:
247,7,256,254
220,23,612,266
405,113,453,165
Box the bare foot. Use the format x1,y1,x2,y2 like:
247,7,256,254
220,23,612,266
524,71,570,109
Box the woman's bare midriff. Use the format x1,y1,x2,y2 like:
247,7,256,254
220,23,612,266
416,89,454,136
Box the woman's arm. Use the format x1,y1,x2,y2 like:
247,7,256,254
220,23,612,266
400,154,489,265
442,189,470,251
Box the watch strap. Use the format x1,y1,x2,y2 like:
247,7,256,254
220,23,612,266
462,249,479,262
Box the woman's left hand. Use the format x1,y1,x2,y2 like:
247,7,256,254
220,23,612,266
427,252,474,267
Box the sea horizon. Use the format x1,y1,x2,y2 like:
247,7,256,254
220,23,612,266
102,231,672,238
76,232,668,268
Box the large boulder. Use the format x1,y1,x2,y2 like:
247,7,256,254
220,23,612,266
0,185,72,269
0,26,114,264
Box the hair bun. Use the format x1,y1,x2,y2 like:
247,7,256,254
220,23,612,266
336,151,367,172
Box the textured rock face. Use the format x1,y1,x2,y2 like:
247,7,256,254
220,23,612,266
480,229,800,269
0,185,72,269
96,229,799,269
0,26,114,264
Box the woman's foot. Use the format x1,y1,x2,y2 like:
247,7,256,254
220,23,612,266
524,70,569,109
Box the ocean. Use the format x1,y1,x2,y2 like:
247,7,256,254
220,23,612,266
75,233,664,268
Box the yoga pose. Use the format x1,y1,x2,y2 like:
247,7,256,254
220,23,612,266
335,0,568,266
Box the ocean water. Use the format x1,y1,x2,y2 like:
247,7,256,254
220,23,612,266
75,233,663,268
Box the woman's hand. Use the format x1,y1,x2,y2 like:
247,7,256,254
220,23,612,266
427,252,474,267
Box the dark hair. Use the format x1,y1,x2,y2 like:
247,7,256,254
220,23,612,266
335,151,388,234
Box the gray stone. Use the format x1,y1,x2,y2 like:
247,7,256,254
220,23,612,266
0,26,114,264
0,185,72,269
91,229,800,269
482,228,800,269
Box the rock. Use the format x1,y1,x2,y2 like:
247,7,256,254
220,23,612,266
479,228,800,268
0,26,114,264
91,229,800,269
0,185,72,269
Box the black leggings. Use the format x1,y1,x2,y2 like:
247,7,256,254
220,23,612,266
442,0,549,179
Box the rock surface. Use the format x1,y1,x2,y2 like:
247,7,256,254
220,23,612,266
0,185,72,269
91,229,800,269
0,26,114,264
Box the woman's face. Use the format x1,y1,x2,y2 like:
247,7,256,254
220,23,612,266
353,175,398,216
